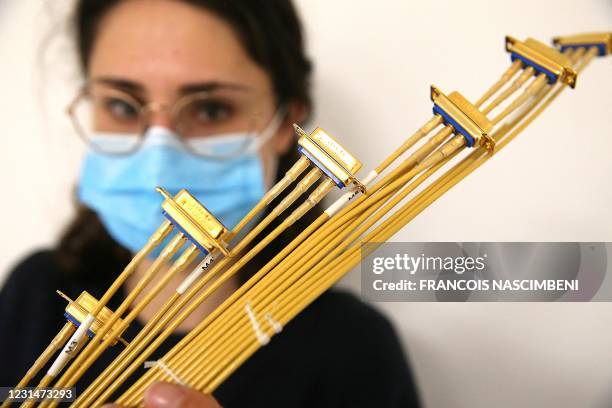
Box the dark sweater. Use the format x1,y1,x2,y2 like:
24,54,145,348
0,250,421,407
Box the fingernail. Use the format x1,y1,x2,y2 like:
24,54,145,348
145,382,186,408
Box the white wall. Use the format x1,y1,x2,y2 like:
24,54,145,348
1,1,611,407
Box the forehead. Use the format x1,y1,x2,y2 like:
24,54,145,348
88,0,272,96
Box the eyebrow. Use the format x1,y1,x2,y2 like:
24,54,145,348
90,77,251,97
179,81,249,94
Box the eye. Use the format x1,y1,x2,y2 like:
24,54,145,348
104,97,139,121
191,100,231,124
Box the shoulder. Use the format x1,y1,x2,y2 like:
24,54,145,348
0,250,68,384
0,248,114,325
1,249,64,305
0,249,69,326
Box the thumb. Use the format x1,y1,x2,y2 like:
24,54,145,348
144,381,221,408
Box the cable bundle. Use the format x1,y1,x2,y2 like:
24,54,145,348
5,32,610,408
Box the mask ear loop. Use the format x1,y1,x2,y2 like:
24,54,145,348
246,106,288,154
250,106,288,191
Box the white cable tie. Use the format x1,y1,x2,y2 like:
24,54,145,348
144,360,186,386
176,253,215,294
324,170,378,216
265,313,283,333
244,302,270,346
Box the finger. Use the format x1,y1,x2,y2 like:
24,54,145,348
144,381,221,408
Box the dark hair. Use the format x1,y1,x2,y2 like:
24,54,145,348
57,0,319,283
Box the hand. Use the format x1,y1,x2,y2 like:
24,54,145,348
102,381,222,408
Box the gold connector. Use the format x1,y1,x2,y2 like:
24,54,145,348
430,85,494,151
58,291,129,347
505,36,577,88
157,188,229,256
294,125,365,192
553,32,612,57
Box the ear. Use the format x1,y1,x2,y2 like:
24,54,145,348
273,101,308,155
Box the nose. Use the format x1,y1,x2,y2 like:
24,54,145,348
146,102,176,131
148,111,174,130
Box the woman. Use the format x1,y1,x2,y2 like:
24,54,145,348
0,1,420,406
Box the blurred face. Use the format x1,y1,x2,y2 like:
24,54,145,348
86,0,297,184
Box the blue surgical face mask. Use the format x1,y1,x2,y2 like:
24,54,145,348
77,112,283,255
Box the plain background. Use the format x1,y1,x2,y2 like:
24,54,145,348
1,0,611,407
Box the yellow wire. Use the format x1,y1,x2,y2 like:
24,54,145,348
116,117,452,404
0,323,75,408
60,44,601,406
89,175,334,405
113,118,451,404
143,47,595,399
475,59,523,107
120,134,465,404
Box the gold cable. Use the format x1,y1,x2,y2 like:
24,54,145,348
91,177,334,405
165,127,459,383
118,214,331,405
495,47,595,152
375,115,443,172
226,155,311,242
191,137,465,388
0,323,75,408
68,244,200,407
117,43,600,406
133,46,592,396
320,123,454,234
202,143,490,393
118,120,454,404
486,48,584,149
101,117,450,404
125,136,464,402
197,145,470,393
171,194,394,385
575,46,598,71
38,38,602,406
83,168,325,405
67,158,314,407
184,169,450,389
77,167,324,406
30,221,172,402
481,66,535,114
54,291,129,347
21,340,92,408
120,185,389,402
490,73,549,125
127,193,390,399
475,59,523,107
39,232,186,408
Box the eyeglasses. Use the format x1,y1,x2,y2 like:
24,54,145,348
67,81,279,158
